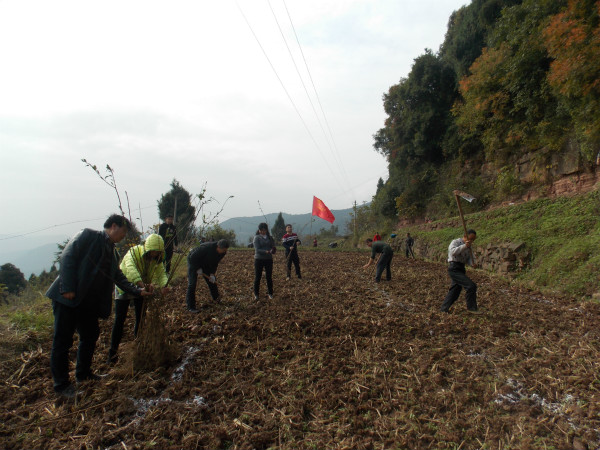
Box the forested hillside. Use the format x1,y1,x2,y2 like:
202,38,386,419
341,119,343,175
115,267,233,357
371,0,600,220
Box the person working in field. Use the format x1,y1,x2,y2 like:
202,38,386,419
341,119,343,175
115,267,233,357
108,233,170,365
158,214,178,273
46,214,150,400
185,239,229,313
405,232,414,258
253,223,275,300
282,224,301,280
373,232,382,241
440,229,482,314
363,238,394,282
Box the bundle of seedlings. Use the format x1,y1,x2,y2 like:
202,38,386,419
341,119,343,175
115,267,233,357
122,234,178,371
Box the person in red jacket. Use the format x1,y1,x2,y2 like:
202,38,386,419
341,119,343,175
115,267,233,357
373,232,382,241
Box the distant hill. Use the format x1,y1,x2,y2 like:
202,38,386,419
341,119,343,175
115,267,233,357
1,242,59,278
220,207,354,246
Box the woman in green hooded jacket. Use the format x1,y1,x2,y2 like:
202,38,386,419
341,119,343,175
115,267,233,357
108,233,169,364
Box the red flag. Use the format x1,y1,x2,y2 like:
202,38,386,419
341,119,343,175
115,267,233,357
312,196,335,224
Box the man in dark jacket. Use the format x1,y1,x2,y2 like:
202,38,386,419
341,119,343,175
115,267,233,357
158,214,178,273
46,214,149,399
186,239,229,313
405,233,415,258
363,238,394,282
282,224,301,280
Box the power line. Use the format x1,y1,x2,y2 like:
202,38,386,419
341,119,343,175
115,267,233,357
282,0,353,191
235,0,352,204
267,0,352,197
0,203,158,241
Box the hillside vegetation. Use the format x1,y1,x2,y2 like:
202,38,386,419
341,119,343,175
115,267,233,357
393,189,600,298
370,0,600,223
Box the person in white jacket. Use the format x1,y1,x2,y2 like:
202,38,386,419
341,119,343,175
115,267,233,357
440,229,482,314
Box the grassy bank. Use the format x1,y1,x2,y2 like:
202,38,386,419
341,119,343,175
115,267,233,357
398,189,600,298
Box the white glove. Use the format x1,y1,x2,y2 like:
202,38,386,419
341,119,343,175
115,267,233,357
196,268,203,276
209,275,216,283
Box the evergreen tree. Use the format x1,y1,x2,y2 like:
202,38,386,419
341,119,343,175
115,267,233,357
157,179,197,242
0,263,27,294
271,213,286,243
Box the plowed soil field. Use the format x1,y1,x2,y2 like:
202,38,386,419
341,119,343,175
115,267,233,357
1,250,600,450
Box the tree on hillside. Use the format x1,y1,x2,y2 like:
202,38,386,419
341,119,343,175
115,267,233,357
157,179,197,242
0,263,27,295
454,0,568,166
204,223,237,247
271,213,286,243
544,0,600,159
440,0,522,79
372,50,457,218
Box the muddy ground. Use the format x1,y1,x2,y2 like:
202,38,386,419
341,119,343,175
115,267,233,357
1,250,600,450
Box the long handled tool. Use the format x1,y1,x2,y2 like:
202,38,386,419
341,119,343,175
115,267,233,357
453,190,476,265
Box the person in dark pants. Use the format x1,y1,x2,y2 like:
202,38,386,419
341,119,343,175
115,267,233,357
282,224,301,280
441,229,482,314
405,233,414,258
363,238,394,282
158,214,178,273
186,239,229,313
108,233,170,364
46,215,149,399
253,223,275,300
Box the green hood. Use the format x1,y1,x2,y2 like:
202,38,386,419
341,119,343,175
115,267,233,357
144,233,165,253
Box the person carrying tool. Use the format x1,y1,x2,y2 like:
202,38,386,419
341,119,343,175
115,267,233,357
363,238,394,282
282,224,301,280
440,229,482,314
185,239,229,313
405,233,415,258
158,214,178,273
107,233,170,365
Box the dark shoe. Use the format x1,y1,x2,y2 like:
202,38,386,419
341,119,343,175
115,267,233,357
467,309,484,315
107,351,118,365
76,372,102,383
440,308,450,313
268,294,274,300
188,308,200,314
55,384,78,400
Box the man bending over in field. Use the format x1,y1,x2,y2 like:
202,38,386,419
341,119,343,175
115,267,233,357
185,239,229,313
363,238,394,282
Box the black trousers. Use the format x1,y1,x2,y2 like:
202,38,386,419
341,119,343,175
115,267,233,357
254,259,273,296
375,252,393,282
109,295,144,356
165,247,174,273
186,264,219,309
285,250,301,278
441,262,478,311
50,299,101,392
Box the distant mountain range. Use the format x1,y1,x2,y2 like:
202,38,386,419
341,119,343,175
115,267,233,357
0,234,68,278
0,207,355,277
220,207,354,245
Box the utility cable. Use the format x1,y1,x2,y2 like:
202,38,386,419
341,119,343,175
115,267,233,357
235,0,352,204
282,0,352,191
267,0,350,194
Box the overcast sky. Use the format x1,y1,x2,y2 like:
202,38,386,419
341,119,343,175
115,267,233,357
0,0,469,241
